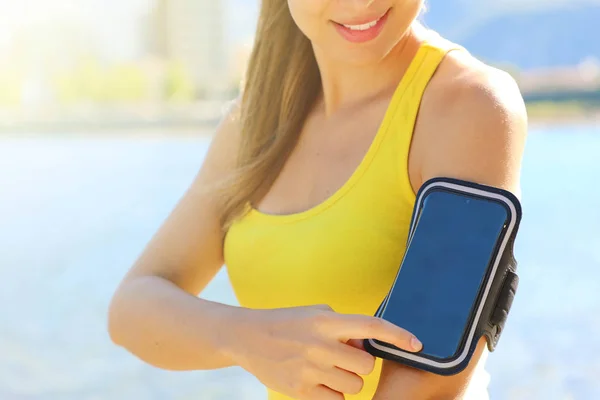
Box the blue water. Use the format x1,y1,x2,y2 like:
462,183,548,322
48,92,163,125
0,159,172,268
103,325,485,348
0,125,599,399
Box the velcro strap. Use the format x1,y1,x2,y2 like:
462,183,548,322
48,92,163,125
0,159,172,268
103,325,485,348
490,270,519,330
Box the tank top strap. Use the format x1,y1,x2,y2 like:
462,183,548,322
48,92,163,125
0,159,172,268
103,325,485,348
384,28,465,202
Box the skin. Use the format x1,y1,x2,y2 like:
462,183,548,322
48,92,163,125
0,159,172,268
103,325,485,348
108,0,527,399
372,43,527,400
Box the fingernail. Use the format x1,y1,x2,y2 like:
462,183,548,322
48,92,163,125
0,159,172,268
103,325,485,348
411,336,422,351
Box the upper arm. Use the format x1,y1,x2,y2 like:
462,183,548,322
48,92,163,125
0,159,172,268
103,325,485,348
375,66,528,399
420,66,528,195
119,99,243,296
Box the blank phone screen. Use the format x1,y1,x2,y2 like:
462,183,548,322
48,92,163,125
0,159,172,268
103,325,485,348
381,189,509,360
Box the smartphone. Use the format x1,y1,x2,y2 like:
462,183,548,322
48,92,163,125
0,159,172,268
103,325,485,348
365,178,521,375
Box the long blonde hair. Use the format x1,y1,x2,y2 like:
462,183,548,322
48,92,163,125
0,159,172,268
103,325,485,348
218,0,321,230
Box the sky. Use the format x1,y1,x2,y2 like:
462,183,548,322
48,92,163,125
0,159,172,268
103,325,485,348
0,0,259,62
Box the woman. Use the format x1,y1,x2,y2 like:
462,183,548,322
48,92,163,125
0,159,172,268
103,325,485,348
108,1,527,399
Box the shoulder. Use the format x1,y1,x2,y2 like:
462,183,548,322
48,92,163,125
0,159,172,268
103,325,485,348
190,96,243,197
429,49,527,131
209,96,243,159
415,48,528,193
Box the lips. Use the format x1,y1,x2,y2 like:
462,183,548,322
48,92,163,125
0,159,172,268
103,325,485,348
334,9,391,28
332,8,391,44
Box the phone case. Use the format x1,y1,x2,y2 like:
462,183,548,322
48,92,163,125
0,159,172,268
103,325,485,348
364,177,523,376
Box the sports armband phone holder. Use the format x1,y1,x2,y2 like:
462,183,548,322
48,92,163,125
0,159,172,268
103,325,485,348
364,177,523,376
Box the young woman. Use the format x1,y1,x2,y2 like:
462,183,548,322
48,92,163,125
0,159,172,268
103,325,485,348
108,1,527,399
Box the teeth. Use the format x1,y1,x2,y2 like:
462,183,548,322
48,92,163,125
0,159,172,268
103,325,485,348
343,16,381,31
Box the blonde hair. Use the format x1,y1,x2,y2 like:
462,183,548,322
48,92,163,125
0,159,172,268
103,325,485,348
218,0,321,230
217,0,426,230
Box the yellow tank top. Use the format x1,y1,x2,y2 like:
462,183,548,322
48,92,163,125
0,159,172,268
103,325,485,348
224,35,468,400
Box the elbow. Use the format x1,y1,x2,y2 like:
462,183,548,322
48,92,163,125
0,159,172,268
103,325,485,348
107,302,123,347
107,274,153,347
107,284,131,347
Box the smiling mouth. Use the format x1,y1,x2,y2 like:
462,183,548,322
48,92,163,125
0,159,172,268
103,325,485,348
332,8,391,43
335,9,390,31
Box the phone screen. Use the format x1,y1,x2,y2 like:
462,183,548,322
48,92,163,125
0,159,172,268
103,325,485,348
380,189,509,361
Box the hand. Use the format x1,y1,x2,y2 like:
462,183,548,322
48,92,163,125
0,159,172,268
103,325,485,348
224,304,422,400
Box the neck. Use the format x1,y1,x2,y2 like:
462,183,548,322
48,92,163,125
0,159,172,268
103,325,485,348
314,24,425,117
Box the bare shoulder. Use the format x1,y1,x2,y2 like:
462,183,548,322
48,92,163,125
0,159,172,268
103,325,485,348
431,49,527,127
416,49,528,193
190,97,243,195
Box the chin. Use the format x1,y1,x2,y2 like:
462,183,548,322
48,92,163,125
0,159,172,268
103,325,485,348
319,25,407,66
327,40,401,66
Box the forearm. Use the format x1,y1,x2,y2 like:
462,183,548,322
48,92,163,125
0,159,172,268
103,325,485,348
108,275,242,371
373,338,488,400
373,361,460,400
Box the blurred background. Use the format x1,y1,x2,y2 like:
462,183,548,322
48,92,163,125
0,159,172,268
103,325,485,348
1,0,599,399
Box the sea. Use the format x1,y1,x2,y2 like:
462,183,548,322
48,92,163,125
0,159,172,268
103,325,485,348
1,124,599,400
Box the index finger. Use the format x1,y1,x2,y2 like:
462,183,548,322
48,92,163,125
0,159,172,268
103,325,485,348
331,315,422,353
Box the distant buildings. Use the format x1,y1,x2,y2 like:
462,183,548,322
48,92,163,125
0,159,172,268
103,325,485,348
145,0,230,97
517,57,600,94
